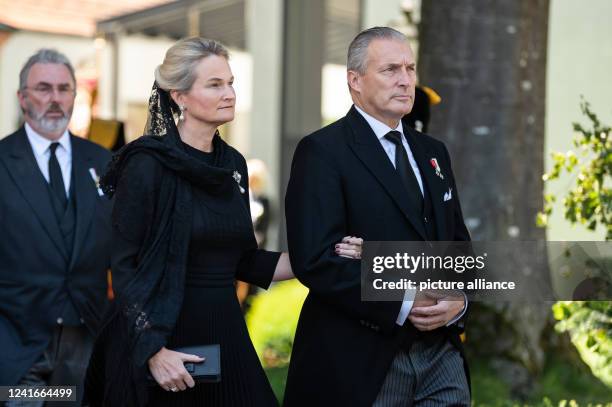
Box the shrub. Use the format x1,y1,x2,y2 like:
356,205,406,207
553,301,612,388
245,280,308,367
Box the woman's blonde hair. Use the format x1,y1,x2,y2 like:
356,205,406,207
155,37,229,92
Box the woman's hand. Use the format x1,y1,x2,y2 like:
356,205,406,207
148,347,204,392
335,236,364,259
273,236,364,281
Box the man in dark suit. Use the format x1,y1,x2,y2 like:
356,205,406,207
284,27,471,406
0,49,112,405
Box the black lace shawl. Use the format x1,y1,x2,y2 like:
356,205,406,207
85,83,240,406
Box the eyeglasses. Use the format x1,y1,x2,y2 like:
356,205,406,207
23,84,75,98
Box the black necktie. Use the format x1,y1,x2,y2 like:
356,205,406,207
48,142,67,210
384,130,424,213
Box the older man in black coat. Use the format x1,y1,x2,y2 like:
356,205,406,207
284,27,471,406
0,49,111,405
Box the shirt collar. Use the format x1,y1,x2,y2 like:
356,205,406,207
25,122,71,157
354,104,404,142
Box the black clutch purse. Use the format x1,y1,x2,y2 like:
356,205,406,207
148,344,221,384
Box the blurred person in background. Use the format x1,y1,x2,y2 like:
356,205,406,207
403,85,441,133
246,158,271,248
237,158,272,308
84,37,362,407
0,49,112,405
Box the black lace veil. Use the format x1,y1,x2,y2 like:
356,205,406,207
144,81,179,139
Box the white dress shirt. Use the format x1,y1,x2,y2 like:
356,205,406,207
353,105,466,327
25,123,72,196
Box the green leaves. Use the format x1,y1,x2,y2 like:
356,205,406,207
538,98,611,239
540,100,611,390
552,301,612,389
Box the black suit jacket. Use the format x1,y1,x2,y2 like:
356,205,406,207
284,106,470,406
0,127,112,385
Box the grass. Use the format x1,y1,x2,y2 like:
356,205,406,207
265,365,289,403
530,358,611,405
470,356,611,406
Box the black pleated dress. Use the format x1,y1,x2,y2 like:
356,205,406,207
135,143,280,406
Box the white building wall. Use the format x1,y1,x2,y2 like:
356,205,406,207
545,0,612,240
246,0,284,249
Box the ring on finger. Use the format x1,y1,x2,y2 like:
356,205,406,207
170,387,178,392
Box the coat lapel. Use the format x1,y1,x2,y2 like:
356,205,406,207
345,107,427,240
68,136,97,270
403,126,449,240
1,128,69,260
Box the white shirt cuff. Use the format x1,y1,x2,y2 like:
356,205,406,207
395,290,468,327
446,291,468,326
395,289,416,325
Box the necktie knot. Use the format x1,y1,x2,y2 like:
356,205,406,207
49,142,60,155
384,130,403,145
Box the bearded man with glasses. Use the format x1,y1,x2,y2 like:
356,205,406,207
0,49,112,406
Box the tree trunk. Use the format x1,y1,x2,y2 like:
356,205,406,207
417,0,551,398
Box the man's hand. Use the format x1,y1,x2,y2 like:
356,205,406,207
408,292,465,331
413,290,438,308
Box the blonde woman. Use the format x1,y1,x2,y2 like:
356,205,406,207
84,37,362,407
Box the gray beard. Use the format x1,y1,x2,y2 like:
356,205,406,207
25,102,71,135
35,115,70,134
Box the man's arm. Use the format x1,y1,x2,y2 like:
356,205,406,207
285,136,401,334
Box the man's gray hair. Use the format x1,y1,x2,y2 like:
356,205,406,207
19,49,76,91
347,27,407,74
